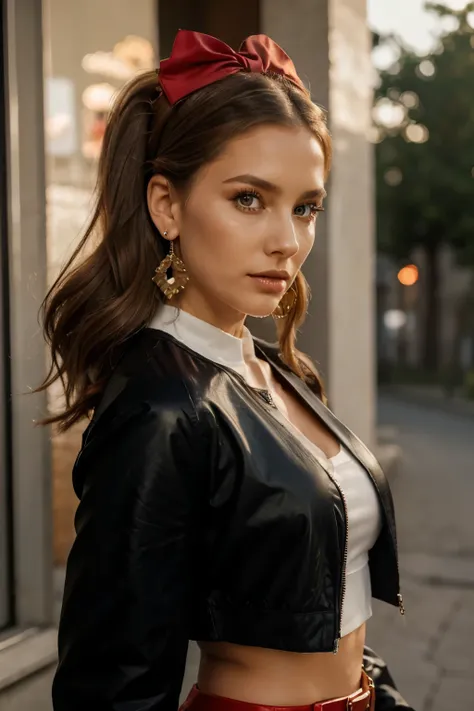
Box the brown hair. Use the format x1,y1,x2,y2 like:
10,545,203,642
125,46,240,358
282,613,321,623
37,70,332,431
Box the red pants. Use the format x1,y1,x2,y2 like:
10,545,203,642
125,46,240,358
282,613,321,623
180,670,375,711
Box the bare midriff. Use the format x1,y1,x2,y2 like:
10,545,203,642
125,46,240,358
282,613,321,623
197,623,366,705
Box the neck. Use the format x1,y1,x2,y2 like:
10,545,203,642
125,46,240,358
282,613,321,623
169,287,246,339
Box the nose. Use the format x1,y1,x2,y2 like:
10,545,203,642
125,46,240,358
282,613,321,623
264,216,299,258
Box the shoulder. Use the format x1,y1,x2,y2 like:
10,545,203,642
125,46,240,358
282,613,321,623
92,328,215,428
73,337,215,499
76,330,216,478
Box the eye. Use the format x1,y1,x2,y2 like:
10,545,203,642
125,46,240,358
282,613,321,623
234,190,262,211
294,203,325,220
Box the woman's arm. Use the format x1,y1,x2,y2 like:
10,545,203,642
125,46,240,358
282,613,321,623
52,398,205,711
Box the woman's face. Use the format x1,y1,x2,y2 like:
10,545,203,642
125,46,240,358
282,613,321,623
149,123,326,333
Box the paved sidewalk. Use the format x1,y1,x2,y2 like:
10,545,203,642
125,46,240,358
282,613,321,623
368,395,474,710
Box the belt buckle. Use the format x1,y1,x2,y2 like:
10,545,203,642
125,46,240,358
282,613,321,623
346,690,370,711
346,674,374,710
346,690,370,710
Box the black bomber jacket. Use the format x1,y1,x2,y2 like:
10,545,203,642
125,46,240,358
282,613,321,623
52,328,408,710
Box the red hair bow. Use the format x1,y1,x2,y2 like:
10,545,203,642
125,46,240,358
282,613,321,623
158,29,307,105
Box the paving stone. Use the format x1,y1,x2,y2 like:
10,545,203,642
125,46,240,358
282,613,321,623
430,675,474,711
401,552,474,587
367,605,438,711
431,591,474,674
375,396,474,709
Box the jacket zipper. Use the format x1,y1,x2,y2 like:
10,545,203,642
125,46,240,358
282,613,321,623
262,390,350,652
395,545,405,615
325,467,349,654
398,592,405,615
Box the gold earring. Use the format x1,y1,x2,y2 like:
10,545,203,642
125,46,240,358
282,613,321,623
152,236,189,299
272,285,297,319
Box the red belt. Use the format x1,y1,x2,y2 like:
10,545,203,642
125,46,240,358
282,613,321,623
180,670,375,711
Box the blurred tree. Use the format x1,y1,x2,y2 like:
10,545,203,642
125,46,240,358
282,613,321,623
374,2,474,370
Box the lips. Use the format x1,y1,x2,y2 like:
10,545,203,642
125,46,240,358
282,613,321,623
251,271,290,280
249,274,289,294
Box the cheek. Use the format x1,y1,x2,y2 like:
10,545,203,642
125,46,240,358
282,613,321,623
296,228,316,265
179,200,245,277
181,196,246,255
183,189,227,233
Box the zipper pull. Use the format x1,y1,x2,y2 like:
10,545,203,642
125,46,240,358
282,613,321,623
333,637,340,654
259,390,277,408
397,593,405,616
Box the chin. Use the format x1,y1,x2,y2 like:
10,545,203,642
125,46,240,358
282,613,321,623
240,300,279,320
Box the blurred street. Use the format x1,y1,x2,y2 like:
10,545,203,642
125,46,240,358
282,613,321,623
367,395,474,711
180,395,474,711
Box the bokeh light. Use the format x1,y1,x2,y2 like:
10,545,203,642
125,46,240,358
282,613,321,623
418,60,436,77
373,98,406,127
398,264,419,286
384,167,403,186
400,91,419,109
384,309,407,331
404,124,430,143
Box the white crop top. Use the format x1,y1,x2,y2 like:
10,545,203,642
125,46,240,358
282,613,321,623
313,443,382,637
148,304,383,638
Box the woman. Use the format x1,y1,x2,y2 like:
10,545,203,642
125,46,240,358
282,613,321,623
40,29,413,711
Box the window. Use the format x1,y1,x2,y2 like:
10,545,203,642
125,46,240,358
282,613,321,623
43,0,159,570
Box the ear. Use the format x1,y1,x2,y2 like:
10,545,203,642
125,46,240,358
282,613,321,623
147,175,181,238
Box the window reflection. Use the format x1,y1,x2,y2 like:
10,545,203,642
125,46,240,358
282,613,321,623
43,0,158,567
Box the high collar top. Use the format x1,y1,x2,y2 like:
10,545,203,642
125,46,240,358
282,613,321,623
148,304,261,382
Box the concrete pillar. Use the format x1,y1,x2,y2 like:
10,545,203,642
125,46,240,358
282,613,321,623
158,0,259,57
260,0,376,447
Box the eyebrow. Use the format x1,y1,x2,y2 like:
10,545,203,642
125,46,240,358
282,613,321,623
223,173,327,201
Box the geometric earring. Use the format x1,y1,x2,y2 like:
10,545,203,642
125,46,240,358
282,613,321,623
152,234,190,299
272,284,297,319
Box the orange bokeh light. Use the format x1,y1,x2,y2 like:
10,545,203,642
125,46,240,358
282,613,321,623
397,264,419,286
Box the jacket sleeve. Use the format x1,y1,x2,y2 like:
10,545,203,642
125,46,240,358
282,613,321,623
52,399,206,711
363,645,416,710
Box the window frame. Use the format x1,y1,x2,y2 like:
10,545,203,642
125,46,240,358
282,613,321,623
2,0,53,631
0,0,13,631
